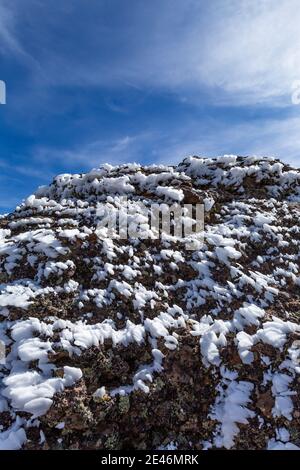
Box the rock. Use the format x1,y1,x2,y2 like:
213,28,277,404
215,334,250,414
1,155,300,450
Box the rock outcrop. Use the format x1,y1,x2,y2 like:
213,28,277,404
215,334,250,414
1,155,300,450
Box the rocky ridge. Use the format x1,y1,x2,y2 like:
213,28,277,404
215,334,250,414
0,155,300,450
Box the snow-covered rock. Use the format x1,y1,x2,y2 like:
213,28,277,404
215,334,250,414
1,155,300,450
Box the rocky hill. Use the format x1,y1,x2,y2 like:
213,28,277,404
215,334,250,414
1,155,300,450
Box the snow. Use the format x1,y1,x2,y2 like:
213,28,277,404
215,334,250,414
0,423,27,450
63,366,83,386
55,422,65,430
204,197,215,212
0,285,34,309
273,396,294,421
42,260,75,279
2,362,83,418
93,387,107,399
157,441,178,450
215,246,242,265
256,317,299,348
156,186,184,202
211,368,255,449
236,331,254,364
268,439,300,450
254,214,275,226
17,338,53,362
122,265,138,280
24,397,53,418
2,154,300,449
234,304,265,328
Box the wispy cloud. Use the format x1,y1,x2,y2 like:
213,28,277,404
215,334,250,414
0,195,22,210
31,133,155,171
0,1,39,67
153,116,300,167
28,115,300,174
0,158,53,180
0,2,23,55
3,0,300,106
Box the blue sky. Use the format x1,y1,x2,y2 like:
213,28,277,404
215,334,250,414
1,0,300,212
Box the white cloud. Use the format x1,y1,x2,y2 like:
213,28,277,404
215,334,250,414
31,133,155,170
0,3,21,55
2,0,300,172
29,116,300,172
153,116,300,167
4,0,300,105
0,1,39,68
121,0,300,105
0,158,53,180
194,0,300,104
47,1,300,104
0,195,21,210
